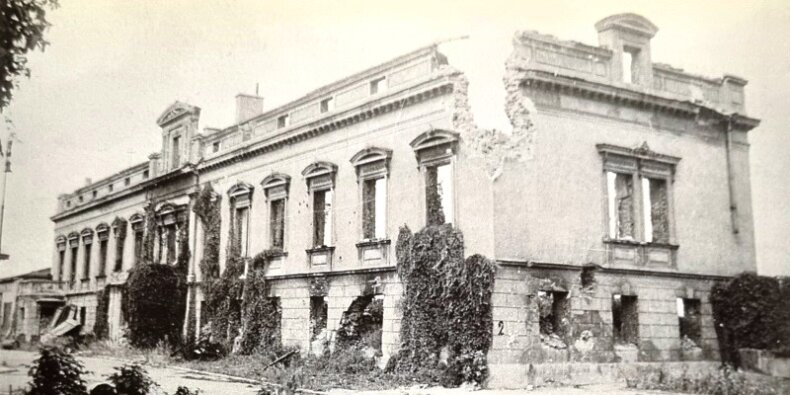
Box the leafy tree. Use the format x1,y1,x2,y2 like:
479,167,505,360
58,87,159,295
1,0,59,111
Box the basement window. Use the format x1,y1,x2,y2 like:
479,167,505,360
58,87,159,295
310,296,328,342
677,298,702,346
612,294,639,345
537,290,569,336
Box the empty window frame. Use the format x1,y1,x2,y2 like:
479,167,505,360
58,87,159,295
212,141,220,153
81,231,93,280
612,294,639,345
425,162,454,226
133,230,143,265
113,219,127,272
622,46,641,84
277,114,289,128
362,178,387,239
262,173,290,251
600,145,677,244
142,170,149,179
171,135,181,168
235,206,250,257
320,97,334,113
313,189,333,247
310,296,328,341
165,225,178,263
98,236,108,277
270,199,285,249
69,244,78,285
677,298,702,345
370,76,386,95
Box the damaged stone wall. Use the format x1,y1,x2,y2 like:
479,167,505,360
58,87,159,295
488,265,722,387
449,64,536,179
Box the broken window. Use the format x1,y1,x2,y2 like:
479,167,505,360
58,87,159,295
82,243,92,280
537,290,569,336
310,296,328,341
622,46,640,84
677,298,702,346
166,226,177,263
600,145,677,244
370,76,386,95
98,238,108,277
313,189,333,247
607,172,634,239
235,207,249,257
133,231,143,266
57,250,65,283
362,178,387,240
69,246,78,285
277,114,289,128
643,177,669,243
270,198,285,249
320,97,333,113
612,294,639,345
172,135,181,168
426,163,454,226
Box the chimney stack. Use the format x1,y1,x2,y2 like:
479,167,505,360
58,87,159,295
236,93,264,124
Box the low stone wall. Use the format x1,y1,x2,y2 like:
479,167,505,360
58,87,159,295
740,349,790,379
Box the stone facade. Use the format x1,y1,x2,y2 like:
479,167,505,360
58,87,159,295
0,268,63,343
46,13,758,387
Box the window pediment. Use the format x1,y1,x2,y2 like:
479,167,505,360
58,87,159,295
302,162,338,190
410,129,459,164
261,173,291,200
156,101,200,127
81,228,94,244
55,235,67,244
597,142,680,166
350,147,392,178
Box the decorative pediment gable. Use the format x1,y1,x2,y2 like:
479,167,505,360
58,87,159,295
156,101,201,127
595,13,658,38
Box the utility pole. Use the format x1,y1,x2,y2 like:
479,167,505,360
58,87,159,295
0,137,12,260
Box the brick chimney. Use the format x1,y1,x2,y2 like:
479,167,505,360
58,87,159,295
236,93,264,124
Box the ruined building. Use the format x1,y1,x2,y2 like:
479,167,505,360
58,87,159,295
45,13,757,386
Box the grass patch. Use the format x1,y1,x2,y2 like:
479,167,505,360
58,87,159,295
625,365,781,395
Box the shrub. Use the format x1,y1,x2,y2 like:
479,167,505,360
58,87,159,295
26,346,88,395
93,287,111,339
710,272,790,366
107,364,153,395
625,365,778,395
124,263,186,348
238,250,282,355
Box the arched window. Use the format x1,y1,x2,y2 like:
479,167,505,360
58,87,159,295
350,147,392,241
261,173,291,251
302,162,338,269
410,129,459,226
227,182,254,261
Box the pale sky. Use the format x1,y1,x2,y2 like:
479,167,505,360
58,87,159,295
1,0,788,278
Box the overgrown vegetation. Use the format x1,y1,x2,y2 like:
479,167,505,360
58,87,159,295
192,184,221,288
625,365,779,395
107,364,154,395
238,250,282,355
711,272,790,366
124,263,186,348
25,346,88,395
93,286,111,340
387,224,496,387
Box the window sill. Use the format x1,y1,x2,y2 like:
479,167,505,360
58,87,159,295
356,239,391,266
603,238,678,267
603,238,679,250
306,245,335,254
355,238,391,248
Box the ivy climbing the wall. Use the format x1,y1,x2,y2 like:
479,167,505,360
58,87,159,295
388,224,496,387
237,250,283,355
93,286,111,339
